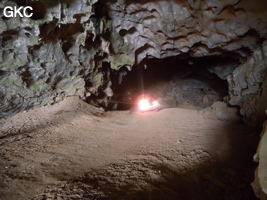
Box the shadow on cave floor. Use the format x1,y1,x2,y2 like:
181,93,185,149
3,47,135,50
24,108,260,200
67,159,257,200
33,140,258,200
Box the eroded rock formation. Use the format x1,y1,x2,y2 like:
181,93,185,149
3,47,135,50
228,41,267,126
107,0,267,64
252,118,267,200
0,0,111,119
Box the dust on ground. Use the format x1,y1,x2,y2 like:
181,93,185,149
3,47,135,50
0,97,260,200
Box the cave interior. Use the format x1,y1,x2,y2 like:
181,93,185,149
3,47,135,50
108,55,234,111
0,0,267,199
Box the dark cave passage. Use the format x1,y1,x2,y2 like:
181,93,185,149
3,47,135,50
109,56,238,111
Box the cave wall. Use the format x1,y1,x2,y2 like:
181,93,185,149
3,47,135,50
0,0,267,123
228,41,267,126
0,0,112,119
252,119,267,200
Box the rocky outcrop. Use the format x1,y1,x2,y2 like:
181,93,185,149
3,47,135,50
0,0,112,119
252,117,267,200
227,41,267,126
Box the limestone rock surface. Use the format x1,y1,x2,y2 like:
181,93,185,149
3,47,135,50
227,41,267,126
0,0,111,118
252,118,267,200
107,0,267,65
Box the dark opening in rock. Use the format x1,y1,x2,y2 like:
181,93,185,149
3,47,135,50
109,56,239,111
26,1,47,20
9,0,26,6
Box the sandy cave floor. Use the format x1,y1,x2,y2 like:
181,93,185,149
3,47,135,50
0,97,260,200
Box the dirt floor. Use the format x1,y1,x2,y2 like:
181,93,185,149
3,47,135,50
0,97,260,200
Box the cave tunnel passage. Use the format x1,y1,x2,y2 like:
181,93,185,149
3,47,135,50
109,56,238,111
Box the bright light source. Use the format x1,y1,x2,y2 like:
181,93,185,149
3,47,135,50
138,99,150,111
152,101,158,106
138,98,159,112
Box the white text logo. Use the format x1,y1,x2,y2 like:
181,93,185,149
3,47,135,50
3,6,33,18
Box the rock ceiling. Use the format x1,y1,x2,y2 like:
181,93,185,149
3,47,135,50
106,0,267,66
